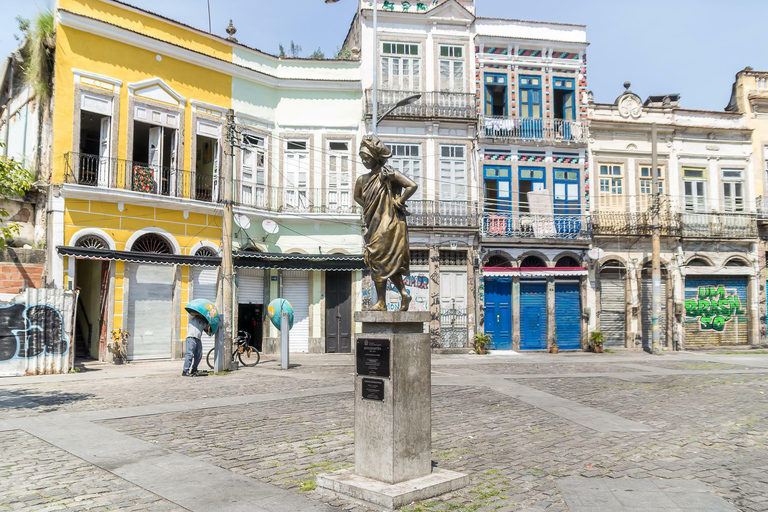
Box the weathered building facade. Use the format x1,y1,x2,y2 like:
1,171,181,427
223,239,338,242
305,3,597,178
589,85,759,349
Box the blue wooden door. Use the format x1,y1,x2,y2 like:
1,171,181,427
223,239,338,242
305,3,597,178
484,276,512,350
555,282,581,349
520,282,547,350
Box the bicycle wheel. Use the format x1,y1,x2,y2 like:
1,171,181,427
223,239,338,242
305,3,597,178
237,346,260,367
206,347,215,369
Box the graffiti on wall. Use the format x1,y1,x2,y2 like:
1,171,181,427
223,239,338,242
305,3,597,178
685,285,746,332
369,273,429,312
0,303,69,362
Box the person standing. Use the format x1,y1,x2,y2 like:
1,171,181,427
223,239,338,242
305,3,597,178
182,311,210,376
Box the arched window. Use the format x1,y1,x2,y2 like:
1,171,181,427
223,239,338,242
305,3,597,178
195,246,218,257
687,258,711,267
132,233,173,254
521,255,545,268
486,254,512,268
725,258,748,267
601,259,625,272
556,256,580,268
241,244,262,253
75,234,109,250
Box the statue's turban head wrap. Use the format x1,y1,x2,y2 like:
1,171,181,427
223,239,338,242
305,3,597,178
359,136,392,168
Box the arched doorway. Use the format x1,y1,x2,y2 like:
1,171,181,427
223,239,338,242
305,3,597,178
600,260,626,348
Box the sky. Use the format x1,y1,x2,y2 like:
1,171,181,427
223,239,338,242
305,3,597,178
1,0,767,111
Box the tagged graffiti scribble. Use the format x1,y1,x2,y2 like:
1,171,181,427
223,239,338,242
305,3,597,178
0,303,68,361
685,285,746,332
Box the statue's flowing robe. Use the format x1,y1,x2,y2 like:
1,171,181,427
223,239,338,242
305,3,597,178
361,166,410,282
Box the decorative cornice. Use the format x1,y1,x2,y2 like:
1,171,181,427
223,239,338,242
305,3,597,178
57,10,362,92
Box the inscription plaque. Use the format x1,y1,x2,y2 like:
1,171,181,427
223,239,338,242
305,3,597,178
356,338,390,378
361,378,385,401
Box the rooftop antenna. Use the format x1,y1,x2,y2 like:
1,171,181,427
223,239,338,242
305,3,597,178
207,0,212,32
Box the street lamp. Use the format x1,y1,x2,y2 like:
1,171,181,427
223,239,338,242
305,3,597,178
376,93,421,126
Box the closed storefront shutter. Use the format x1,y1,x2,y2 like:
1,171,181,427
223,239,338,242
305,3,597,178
127,264,174,360
600,269,625,348
685,276,748,347
192,267,218,355
555,281,581,349
237,269,265,304
283,271,310,352
520,281,547,350
640,273,667,351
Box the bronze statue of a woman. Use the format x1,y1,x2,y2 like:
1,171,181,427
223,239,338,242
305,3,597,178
354,136,418,311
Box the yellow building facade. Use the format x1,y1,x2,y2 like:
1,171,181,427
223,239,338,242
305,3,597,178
50,0,365,362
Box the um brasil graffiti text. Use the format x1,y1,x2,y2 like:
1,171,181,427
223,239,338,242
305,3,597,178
685,285,746,332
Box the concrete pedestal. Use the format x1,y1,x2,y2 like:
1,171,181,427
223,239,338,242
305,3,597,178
318,311,468,509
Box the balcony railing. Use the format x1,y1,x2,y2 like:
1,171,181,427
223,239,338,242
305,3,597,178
681,212,757,238
479,116,588,144
408,200,480,228
365,89,477,120
231,181,361,214
481,212,591,240
64,152,214,202
592,210,681,237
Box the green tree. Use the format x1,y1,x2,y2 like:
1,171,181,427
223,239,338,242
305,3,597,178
309,47,325,60
14,15,30,41
335,46,354,60
0,144,33,248
21,8,55,105
289,40,302,58
278,43,286,58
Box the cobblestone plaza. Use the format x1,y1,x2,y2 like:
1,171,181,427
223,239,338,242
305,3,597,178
1,352,767,511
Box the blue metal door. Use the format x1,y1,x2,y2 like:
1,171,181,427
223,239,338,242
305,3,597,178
484,276,512,350
555,282,581,349
520,282,547,350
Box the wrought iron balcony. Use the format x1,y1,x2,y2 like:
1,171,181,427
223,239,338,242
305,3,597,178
231,181,361,215
681,212,757,238
479,116,588,144
407,200,480,228
64,152,213,202
481,212,591,240
365,89,477,120
592,210,681,237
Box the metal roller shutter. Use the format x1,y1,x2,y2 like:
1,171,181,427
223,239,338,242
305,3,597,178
520,281,547,350
283,271,310,352
600,270,625,348
555,281,581,349
685,276,748,347
192,267,218,355
237,269,265,304
127,264,174,360
640,274,667,351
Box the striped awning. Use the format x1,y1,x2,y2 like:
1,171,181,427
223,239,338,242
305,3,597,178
483,266,588,277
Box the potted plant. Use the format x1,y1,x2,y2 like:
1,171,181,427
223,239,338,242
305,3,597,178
108,328,130,364
550,327,559,354
590,330,605,353
473,333,491,355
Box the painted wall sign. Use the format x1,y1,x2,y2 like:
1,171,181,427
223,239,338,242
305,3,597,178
384,273,429,312
685,284,746,332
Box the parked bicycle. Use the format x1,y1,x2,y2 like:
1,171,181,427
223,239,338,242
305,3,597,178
206,331,260,368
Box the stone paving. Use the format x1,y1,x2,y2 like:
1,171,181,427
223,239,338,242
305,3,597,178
0,430,185,512
1,352,768,511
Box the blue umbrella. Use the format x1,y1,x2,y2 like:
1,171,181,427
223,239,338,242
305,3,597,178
185,299,221,335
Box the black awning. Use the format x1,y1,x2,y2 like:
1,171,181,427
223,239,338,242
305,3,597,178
234,251,365,271
57,247,364,271
57,246,222,267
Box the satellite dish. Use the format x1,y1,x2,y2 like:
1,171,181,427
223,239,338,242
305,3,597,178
234,214,251,230
587,248,605,261
262,219,279,235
